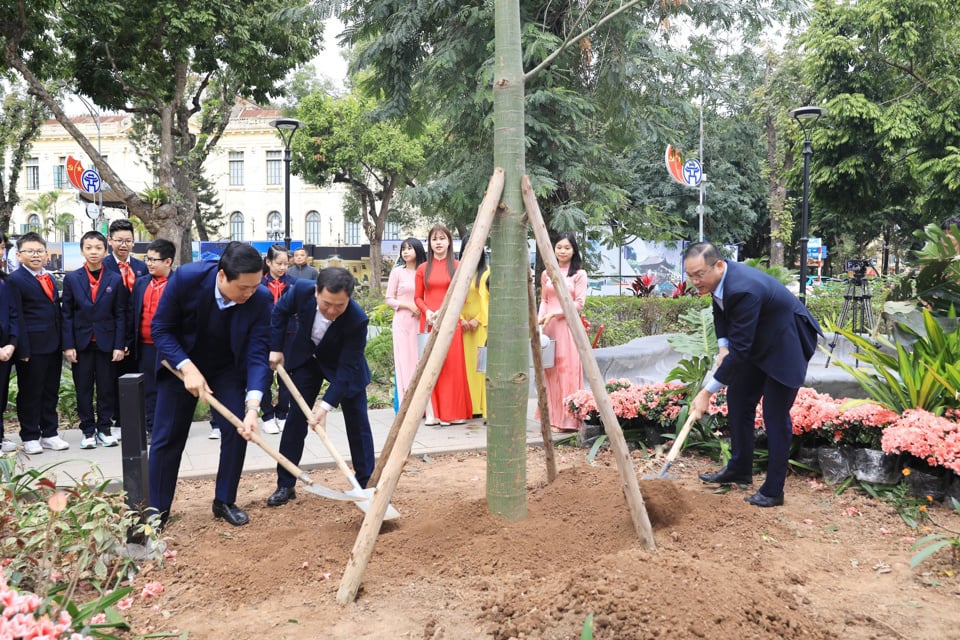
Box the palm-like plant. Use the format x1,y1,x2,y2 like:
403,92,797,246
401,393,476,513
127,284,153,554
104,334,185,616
888,223,960,314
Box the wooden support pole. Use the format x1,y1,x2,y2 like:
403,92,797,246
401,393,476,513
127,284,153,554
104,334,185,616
521,175,656,550
527,271,557,483
337,169,504,603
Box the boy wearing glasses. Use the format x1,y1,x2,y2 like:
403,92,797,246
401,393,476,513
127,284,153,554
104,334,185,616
61,231,128,449
129,239,176,443
103,219,147,439
8,233,70,454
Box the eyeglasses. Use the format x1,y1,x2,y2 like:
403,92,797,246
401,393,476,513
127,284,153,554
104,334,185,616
144,257,168,264
685,262,718,282
111,238,134,246
19,249,47,256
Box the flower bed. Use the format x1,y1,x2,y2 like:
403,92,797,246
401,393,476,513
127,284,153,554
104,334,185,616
564,380,960,492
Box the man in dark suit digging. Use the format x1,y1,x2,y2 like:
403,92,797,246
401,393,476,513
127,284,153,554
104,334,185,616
685,241,821,507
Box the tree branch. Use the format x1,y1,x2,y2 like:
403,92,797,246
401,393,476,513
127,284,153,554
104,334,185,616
525,0,646,82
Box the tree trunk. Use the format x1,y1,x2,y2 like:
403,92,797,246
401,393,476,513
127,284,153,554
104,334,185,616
486,0,529,520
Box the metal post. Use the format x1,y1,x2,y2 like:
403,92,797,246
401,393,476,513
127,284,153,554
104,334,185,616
118,374,149,521
283,146,292,249
799,136,812,304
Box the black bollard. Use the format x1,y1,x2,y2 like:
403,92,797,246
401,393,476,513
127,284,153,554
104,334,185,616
118,374,150,538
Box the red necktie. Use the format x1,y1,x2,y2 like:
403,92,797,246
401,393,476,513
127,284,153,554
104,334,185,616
118,261,135,291
36,274,54,301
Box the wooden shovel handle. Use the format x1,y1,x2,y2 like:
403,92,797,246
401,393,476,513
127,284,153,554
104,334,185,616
160,360,315,485
664,413,698,464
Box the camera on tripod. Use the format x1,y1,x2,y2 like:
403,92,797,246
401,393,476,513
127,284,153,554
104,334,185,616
843,258,874,275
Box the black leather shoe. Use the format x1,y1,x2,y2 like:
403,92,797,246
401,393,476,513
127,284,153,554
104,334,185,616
266,486,296,507
745,491,784,507
212,500,249,526
698,467,752,485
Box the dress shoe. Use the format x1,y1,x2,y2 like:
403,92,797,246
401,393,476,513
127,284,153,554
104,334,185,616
698,467,752,485
745,491,784,507
266,486,297,507
212,500,249,526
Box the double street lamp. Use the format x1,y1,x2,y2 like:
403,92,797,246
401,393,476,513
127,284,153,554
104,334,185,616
789,105,827,305
269,117,303,249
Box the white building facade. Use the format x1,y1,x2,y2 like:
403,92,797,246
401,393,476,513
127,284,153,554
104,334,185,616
10,103,368,249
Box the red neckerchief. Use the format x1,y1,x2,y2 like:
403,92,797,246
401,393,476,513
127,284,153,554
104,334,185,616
85,265,102,302
36,273,54,301
117,261,135,291
265,275,285,303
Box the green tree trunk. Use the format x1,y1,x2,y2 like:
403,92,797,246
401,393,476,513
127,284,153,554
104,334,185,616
486,0,528,521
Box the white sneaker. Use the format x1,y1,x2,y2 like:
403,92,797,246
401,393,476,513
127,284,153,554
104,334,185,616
261,418,280,435
1,440,17,453
208,428,221,440
111,426,122,440
96,433,119,447
79,436,97,450
40,435,70,451
276,416,287,431
22,440,43,455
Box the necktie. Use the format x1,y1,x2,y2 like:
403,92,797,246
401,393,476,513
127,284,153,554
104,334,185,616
36,274,54,301
118,261,135,291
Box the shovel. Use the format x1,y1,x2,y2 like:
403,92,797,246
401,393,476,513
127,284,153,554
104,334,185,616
160,361,361,503
276,363,401,521
644,412,699,479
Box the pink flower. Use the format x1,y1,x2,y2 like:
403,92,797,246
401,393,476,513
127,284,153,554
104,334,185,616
116,597,134,611
140,581,164,599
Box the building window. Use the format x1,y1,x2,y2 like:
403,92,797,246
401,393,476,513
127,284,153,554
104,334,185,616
63,215,76,243
26,214,41,233
53,157,67,189
26,157,39,191
305,211,321,245
345,220,360,245
266,150,282,186
267,210,282,242
229,152,244,186
229,211,244,241
385,221,401,240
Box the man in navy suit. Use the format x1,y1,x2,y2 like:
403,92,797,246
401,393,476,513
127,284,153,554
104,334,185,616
148,242,272,527
8,232,69,454
265,267,375,507
103,219,147,439
686,241,821,507
61,231,128,449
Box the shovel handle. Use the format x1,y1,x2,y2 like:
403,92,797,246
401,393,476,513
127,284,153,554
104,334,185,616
275,363,364,491
663,412,698,464
160,360,315,486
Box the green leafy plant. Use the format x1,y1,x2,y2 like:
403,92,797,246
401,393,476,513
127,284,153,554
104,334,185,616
887,223,960,314
910,497,960,569
666,307,718,393
0,456,165,637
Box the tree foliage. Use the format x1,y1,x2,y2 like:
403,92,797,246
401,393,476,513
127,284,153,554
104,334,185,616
1,0,323,260
0,81,45,233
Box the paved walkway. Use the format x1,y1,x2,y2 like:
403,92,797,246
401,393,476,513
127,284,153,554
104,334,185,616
7,399,554,485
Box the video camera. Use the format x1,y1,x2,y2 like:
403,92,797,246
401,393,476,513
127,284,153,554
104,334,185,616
843,258,874,274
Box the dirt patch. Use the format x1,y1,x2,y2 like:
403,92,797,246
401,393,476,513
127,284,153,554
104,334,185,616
125,447,960,639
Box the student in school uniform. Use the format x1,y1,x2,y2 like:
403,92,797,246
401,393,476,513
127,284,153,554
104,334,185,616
129,238,175,443
8,233,70,454
62,230,129,449
103,219,147,439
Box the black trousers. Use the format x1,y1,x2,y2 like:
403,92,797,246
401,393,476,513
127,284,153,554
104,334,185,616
15,351,62,441
73,346,116,436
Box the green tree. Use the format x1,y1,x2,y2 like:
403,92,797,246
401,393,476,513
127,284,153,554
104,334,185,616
292,90,435,294
24,190,73,242
0,82,45,234
1,0,323,262
800,0,960,258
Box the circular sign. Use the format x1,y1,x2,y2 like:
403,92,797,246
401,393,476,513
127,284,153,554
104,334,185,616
81,169,102,193
85,202,100,220
682,159,703,187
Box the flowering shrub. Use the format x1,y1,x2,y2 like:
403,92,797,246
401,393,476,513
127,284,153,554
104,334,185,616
0,569,91,640
881,409,960,474
565,380,687,429
833,403,901,448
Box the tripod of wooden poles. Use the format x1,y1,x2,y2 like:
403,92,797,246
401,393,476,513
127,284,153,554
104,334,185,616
335,169,655,604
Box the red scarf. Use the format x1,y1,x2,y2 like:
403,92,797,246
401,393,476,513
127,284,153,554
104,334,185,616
85,266,102,302
266,276,285,303
35,273,54,301
117,261,135,291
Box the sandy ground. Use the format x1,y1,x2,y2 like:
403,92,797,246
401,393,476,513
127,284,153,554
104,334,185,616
122,446,960,639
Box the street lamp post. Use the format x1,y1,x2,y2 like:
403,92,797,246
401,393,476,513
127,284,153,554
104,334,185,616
789,105,827,305
269,117,303,249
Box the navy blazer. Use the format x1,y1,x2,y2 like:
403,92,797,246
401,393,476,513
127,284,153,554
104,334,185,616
61,267,128,352
8,266,61,357
712,260,822,389
0,278,20,349
103,253,148,286
270,279,370,408
152,261,272,396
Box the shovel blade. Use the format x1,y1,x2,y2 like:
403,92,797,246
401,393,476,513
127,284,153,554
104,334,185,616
349,487,401,521
302,482,366,502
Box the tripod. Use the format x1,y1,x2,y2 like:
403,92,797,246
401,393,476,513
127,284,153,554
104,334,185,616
825,270,876,367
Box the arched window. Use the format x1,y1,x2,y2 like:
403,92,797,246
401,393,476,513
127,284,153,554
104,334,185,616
229,212,244,241
26,214,41,233
305,210,321,245
267,210,282,242
63,215,76,243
